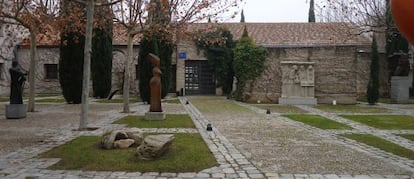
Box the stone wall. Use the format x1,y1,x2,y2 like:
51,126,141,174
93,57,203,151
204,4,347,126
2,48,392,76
12,45,139,97
243,46,371,104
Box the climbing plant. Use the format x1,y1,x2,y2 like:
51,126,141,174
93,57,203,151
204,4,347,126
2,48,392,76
233,26,267,101
195,27,235,95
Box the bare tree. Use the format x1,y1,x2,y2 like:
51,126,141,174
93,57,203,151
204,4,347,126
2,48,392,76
316,0,387,34
111,0,242,113
0,0,59,112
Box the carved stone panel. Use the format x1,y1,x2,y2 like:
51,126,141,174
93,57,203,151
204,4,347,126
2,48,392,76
279,61,316,104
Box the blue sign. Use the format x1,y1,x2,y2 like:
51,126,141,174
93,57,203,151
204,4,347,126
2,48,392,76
179,52,187,59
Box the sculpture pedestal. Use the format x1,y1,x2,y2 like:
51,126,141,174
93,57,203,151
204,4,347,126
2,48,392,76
390,76,410,104
6,104,27,119
145,112,166,121
279,97,317,105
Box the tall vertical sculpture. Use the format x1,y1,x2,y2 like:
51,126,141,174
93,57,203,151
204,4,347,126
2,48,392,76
145,53,165,120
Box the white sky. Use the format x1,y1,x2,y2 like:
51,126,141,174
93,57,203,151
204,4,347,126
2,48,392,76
225,0,312,23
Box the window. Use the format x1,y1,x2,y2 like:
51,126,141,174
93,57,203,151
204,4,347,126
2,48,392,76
44,64,58,79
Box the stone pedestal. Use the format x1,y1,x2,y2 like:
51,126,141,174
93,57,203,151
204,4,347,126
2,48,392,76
390,76,410,104
279,97,317,105
145,112,166,121
6,104,27,119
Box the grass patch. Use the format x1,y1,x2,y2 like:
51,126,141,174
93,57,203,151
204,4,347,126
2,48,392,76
253,104,308,114
35,98,66,103
39,134,217,172
189,97,252,114
340,115,414,130
163,99,181,104
113,114,195,128
0,97,9,102
315,105,388,113
95,98,140,103
341,134,414,160
283,114,353,130
398,134,414,142
357,96,414,104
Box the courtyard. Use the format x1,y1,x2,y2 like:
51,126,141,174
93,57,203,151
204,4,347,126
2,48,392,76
0,96,413,179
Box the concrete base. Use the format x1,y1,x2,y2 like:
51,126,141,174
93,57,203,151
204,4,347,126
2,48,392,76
278,97,317,105
6,104,27,119
145,112,166,121
390,76,410,104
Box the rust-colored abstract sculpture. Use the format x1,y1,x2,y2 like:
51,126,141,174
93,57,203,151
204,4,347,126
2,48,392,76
148,53,162,112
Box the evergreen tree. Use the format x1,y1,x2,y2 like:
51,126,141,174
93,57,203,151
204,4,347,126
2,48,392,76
367,37,379,105
91,5,113,98
308,0,315,22
59,0,85,104
240,9,245,23
233,27,267,101
138,0,173,103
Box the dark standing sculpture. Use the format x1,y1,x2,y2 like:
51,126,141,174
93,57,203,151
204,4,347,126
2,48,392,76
148,53,162,112
9,61,27,104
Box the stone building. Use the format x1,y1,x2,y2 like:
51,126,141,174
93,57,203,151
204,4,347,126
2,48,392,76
1,22,377,104
177,23,373,104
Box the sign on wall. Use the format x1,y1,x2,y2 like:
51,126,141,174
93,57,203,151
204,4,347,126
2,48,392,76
179,52,187,59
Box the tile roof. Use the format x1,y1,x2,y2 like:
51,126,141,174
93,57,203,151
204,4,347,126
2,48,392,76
22,22,370,47
189,22,371,47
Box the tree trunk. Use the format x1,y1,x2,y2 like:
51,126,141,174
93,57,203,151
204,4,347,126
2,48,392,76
123,33,133,113
28,32,37,112
80,0,94,130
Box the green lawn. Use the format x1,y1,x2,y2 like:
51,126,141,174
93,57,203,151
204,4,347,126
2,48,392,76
398,134,414,142
253,104,308,114
283,114,353,130
340,115,414,130
189,97,252,114
358,96,414,104
342,134,414,160
163,99,181,104
95,98,140,103
35,98,66,103
113,114,195,128
0,97,9,102
315,105,388,113
39,134,217,172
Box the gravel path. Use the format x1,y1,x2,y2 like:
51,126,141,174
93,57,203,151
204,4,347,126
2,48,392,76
188,96,413,175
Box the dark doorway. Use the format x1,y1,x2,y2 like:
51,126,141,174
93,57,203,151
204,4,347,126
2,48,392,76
185,60,215,95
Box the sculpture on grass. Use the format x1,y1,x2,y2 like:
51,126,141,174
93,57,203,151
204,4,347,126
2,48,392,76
148,53,162,112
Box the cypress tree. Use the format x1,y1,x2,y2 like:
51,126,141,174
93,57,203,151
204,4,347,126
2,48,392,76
138,0,173,103
138,34,158,103
59,0,84,104
91,5,113,98
308,0,315,22
240,9,245,23
367,37,380,105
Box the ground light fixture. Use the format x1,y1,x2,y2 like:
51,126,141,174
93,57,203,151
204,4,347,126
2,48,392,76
206,124,213,131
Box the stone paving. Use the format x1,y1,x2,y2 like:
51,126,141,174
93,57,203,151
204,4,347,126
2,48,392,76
0,97,412,178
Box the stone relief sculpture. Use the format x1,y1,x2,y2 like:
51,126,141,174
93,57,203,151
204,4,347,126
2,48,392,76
280,61,316,103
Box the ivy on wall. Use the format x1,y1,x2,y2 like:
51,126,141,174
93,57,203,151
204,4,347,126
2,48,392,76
233,26,268,101
195,27,235,95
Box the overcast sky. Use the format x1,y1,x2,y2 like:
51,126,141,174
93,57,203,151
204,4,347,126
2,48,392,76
226,0,312,23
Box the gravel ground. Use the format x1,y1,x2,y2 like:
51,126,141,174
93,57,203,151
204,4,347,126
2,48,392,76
188,96,413,175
